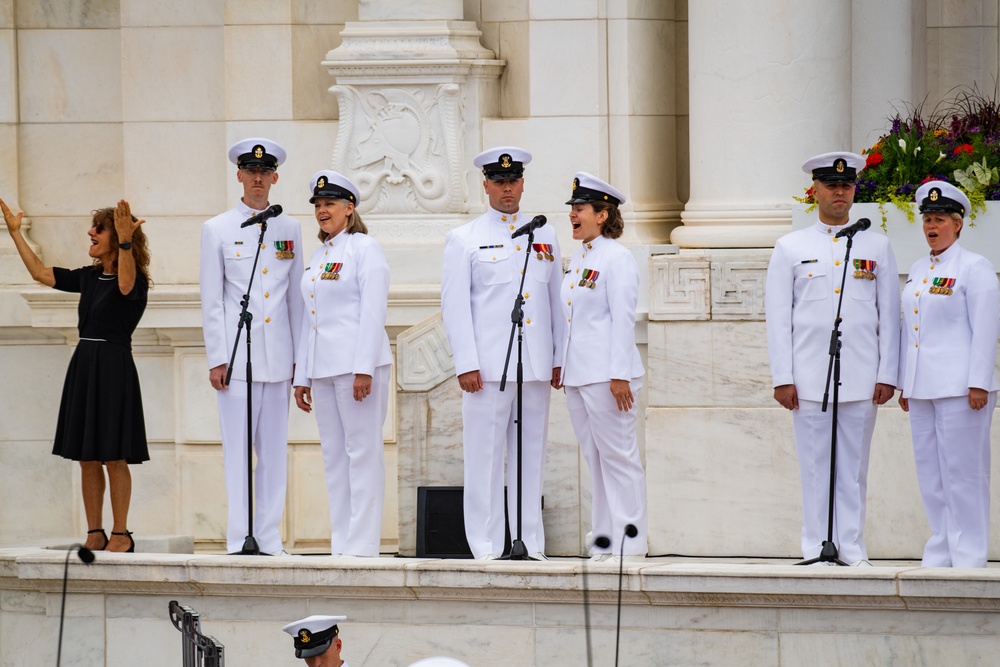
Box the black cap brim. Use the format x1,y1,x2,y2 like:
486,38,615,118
296,638,333,659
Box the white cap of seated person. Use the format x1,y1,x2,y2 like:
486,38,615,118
283,615,348,665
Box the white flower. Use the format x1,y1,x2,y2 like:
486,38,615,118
898,139,907,153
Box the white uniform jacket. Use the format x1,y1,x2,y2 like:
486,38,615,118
200,201,304,382
293,230,393,386
899,242,1000,398
765,219,900,402
441,207,566,382
559,235,644,386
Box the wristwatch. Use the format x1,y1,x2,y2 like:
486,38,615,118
119,241,133,250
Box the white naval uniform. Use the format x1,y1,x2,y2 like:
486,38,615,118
200,201,304,554
899,241,1000,567
765,219,900,562
441,206,566,558
560,235,647,556
294,230,392,557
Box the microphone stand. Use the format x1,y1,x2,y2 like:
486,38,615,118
797,230,856,567
224,217,271,556
498,226,538,561
57,545,94,667
583,535,610,667
614,525,637,667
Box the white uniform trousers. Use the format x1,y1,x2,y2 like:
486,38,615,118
312,366,390,557
462,380,550,558
909,393,995,568
792,399,877,563
566,382,648,556
217,379,290,554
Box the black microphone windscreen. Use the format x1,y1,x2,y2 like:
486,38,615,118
594,535,611,549
271,204,283,215
624,524,638,538
857,217,871,230
77,546,95,564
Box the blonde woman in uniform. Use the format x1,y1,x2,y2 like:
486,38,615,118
898,180,999,568
293,171,392,558
556,172,647,562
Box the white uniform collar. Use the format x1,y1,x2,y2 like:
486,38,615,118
485,206,522,228
813,219,847,237
930,241,961,264
582,234,610,251
237,199,269,217
325,228,350,247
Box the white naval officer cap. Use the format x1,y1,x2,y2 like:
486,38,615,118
915,180,970,218
281,614,346,659
407,658,473,667
473,146,531,180
802,152,865,183
565,171,626,206
309,170,360,205
228,137,287,170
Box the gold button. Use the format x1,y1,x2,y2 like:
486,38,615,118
236,252,241,257
260,243,265,249
492,256,496,260
513,215,518,222
520,269,524,275
265,317,271,323
311,277,315,282
915,343,919,348
915,291,920,296
808,273,813,277
914,308,918,314
523,292,529,298
570,284,575,289
502,215,507,222
516,246,521,251
835,260,841,266
509,225,515,230
311,310,315,315
262,268,268,274
930,264,935,269
567,317,571,322
834,288,840,294
567,300,572,305
923,278,927,283
310,293,314,298
264,292,269,298
914,325,918,331
833,237,839,243
576,268,580,273
526,318,531,324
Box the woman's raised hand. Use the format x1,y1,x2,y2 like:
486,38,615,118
0,197,23,234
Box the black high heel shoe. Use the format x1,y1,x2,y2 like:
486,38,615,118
87,528,109,550
110,530,135,553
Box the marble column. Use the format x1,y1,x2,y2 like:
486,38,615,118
671,1,852,249
852,0,916,151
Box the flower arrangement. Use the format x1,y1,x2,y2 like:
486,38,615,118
795,87,1000,223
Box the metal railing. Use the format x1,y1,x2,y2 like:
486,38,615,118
168,600,225,667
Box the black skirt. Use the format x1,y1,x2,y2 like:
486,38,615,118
52,339,149,464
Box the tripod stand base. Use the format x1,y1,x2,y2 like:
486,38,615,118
796,540,848,566
231,536,266,556
499,539,538,561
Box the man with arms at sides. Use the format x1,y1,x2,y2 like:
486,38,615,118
441,146,565,560
765,152,900,566
200,138,303,555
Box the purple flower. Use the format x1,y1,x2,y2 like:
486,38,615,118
895,184,916,195
891,117,901,134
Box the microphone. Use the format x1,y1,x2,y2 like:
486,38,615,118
240,204,283,227
834,217,871,238
584,535,611,667
615,524,638,667
58,545,95,667
510,215,546,238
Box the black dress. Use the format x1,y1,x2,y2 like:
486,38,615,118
51,267,149,464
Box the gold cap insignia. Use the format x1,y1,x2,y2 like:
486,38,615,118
299,630,311,643
929,188,940,201
573,178,579,190
835,158,845,173
500,154,512,168
317,176,327,189
254,145,264,159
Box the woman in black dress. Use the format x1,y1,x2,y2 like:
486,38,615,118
2,198,152,553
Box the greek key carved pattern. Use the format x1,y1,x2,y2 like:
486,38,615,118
710,259,768,321
396,312,455,392
648,255,711,321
